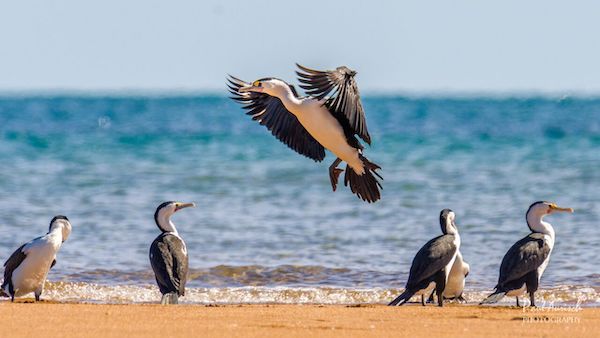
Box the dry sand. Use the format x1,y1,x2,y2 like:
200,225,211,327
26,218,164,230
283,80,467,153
0,302,597,338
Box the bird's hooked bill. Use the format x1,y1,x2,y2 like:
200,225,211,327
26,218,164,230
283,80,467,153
550,204,574,213
175,202,195,211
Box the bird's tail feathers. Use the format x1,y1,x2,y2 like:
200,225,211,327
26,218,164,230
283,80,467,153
388,290,414,306
344,155,383,203
480,290,506,305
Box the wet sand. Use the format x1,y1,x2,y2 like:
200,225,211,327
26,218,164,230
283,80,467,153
0,302,597,338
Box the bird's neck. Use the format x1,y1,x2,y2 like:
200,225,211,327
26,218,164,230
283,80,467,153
452,232,461,249
158,215,178,234
47,227,64,247
527,214,555,239
272,86,302,112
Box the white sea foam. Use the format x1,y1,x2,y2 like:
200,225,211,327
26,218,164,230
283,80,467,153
35,281,600,306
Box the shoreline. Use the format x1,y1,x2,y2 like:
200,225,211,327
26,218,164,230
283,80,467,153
1,303,598,337
37,281,599,306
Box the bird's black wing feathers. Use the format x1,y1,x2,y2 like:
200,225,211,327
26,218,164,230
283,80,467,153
296,63,371,145
2,243,27,291
149,234,189,296
227,75,326,162
497,233,551,287
406,235,457,289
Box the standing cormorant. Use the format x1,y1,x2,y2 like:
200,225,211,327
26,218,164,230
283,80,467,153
228,64,382,203
149,201,195,304
388,209,461,307
1,215,72,302
481,201,573,307
427,250,470,303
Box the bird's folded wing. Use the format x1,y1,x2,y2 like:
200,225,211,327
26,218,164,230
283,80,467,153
2,244,27,288
498,234,550,285
228,75,325,162
150,238,181,293
296,63,371,145
407,235,457,288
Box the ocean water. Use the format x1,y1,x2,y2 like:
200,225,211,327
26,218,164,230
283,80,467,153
0,95,598,305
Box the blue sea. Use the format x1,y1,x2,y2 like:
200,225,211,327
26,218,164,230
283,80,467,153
0,94,598,305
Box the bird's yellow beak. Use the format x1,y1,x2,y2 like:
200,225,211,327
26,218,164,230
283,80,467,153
549,203,574,213
175,202,195,211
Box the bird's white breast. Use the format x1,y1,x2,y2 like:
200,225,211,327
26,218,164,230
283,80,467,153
444,251,467,298
10,233,62,297
443,235,461,286
536,234,554,281
291,99,364,173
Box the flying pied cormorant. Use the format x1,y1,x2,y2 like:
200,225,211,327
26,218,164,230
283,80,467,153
228,64,382,203
1,215,72,302
149,201,195,304
481,201,573,307
388,209,461,307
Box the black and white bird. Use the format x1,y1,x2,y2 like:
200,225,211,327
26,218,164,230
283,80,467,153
149,201,195,304
427,250,470,303
228,64,382,203
388,209,461,307
1,216,72,302
443,251,470,301
481,201,573,307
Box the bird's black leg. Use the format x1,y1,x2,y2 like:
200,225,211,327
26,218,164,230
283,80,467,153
34,286,43,302
427,290,435,304
526,271,539,308
458,294,466,303
421,295,426,306
170,293,179,305
328,158,343,191
516,297,520,307
435,271,446,307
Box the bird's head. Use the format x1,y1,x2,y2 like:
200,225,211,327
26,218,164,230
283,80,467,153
439,208,458,235
154,201,195,233
49,215,72,242
526,201,573,224
239,78,291,97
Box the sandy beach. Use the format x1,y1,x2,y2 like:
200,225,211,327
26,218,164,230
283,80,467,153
0,302,597,338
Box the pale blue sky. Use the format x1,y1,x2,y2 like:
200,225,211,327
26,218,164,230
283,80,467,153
1,0,599,93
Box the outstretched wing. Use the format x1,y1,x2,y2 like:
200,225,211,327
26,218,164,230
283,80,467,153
296,64,371,145
497,233,551,287
227,75,326,162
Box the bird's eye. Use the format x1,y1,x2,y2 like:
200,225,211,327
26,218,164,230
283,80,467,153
253,81,261,87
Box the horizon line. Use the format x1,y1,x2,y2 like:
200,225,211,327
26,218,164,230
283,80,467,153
1,88,600,100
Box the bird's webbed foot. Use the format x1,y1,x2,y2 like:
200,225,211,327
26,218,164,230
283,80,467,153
328,158,343,191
